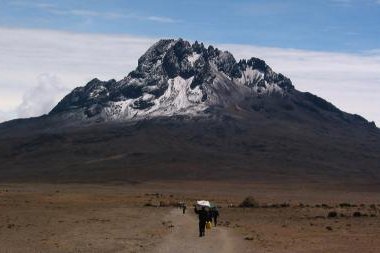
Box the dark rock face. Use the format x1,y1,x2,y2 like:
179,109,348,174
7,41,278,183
51,78,113,114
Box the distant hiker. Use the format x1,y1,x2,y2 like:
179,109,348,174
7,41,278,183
182,204,187,214
194,206,209,237
208,209,213,223
211,208,219,226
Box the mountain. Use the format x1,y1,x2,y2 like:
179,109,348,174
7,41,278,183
0,39,379,184
49,39,294,123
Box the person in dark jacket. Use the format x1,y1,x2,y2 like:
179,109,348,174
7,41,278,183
194,206,208,237
211,208,219,226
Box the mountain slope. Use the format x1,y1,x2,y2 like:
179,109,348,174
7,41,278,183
0,39,379,184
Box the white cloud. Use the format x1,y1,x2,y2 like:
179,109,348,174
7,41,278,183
15,73,67,118
8,1,179,23
49,9,124,19
329,0,354,6
331,0,352,3
0,110,13,123
331,0,380,5
147,16,178,23
0,27,380,125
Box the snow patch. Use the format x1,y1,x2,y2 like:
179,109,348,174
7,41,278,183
103,76,207,120
89,85,107,98
149,76,205,115
142,93,155,101
188,53,201,65
236,67,264,86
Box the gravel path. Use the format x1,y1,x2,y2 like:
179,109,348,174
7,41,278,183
154,208,242,253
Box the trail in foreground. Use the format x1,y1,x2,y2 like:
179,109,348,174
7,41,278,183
153,208,246,253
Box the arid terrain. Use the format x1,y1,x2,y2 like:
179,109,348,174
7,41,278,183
1,181,379,253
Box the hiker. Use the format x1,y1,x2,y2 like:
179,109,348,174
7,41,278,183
208,209,213,223
194,206,209,237
182,204,187,214
211,208,219,226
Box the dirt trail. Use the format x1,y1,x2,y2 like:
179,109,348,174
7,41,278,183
153,208,246,253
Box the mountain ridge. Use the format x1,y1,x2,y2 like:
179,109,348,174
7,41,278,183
43,38,376,129
49,38,293,121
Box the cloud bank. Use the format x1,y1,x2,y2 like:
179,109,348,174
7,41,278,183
0,27,379,124
15,73,67,118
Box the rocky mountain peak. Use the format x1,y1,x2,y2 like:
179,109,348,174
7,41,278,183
50,38,344,124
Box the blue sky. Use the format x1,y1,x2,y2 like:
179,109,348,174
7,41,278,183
1,0,380,53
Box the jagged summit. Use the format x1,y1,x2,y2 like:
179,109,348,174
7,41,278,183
50,38,294,121
47,38,376,129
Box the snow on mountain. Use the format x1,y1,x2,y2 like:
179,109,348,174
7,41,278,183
50,38,293,121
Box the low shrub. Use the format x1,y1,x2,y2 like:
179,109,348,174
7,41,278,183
327,211,338,218
339,203,352,208
280,203,290,208
239,196,259,208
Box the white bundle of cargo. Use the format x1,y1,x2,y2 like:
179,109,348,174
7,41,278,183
196,200,211,207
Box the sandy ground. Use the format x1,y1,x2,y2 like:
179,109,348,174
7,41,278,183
1,182,380,252
0,184,169,253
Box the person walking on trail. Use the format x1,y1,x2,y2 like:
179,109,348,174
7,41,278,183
194,206,208,237
212,208,219,226
182,204,187,214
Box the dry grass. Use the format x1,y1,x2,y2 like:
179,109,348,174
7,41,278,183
1,182,380,253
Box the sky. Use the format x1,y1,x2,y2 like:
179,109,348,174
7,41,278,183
0,0,380,124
